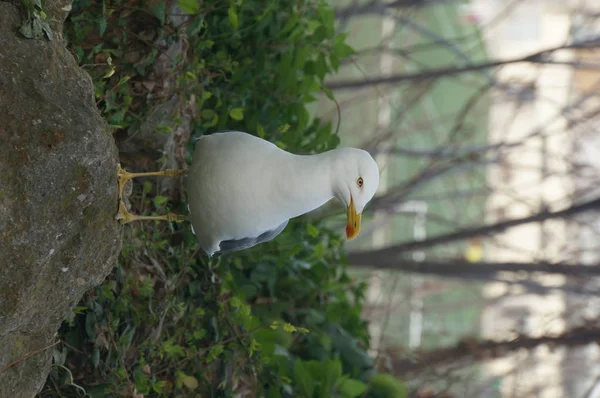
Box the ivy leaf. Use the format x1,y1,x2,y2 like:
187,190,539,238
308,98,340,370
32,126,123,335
333,33,356,58
306,223,319,238
99,17,107,36
337,378,368,398
229,108,244,121
178,0,200,14
153,195,169,207
19,13,53,41
203,113,219,128
207,344,224,363
322,359,342,392
228,7,239,29
182,375,199,390
201,109,216,120
257,124,266,138
293,361,315,398
321,86,335,101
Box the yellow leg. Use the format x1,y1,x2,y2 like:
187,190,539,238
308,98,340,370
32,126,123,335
116,164,186,224
116,201,187,224
117,164,185,200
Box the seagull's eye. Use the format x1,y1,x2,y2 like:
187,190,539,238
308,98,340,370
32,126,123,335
357,177,364,188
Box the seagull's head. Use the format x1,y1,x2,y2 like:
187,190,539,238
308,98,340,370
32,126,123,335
331,148,380,240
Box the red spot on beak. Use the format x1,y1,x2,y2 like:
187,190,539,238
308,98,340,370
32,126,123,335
346,224,354,238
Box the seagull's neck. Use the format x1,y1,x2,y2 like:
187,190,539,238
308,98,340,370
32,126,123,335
272,151,337,219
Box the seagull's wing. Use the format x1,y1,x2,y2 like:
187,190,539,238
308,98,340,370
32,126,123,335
218,220,289,253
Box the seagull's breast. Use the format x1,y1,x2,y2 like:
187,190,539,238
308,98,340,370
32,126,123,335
186,132,299,252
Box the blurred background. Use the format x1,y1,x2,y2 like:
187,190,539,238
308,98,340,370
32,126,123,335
326,0,600,397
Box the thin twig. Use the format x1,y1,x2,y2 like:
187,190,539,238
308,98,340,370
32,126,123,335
0,341,60,373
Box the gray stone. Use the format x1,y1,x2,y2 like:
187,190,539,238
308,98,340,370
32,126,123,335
0,2,122,397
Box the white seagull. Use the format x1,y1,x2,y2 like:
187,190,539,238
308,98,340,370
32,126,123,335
116,131,379,256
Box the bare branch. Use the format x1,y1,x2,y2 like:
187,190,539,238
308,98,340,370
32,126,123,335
351,196,600,255
327,39,600,90
389,325,600,376
347,257,600,277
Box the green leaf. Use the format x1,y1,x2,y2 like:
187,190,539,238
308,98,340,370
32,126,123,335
329,54,340,72
333,35,356,58
91,348,100,368
201,109,216,120
143,180,152,194
306,223,319,238
153,195,169,207
117,75,131,86
314,54,330,81
202,113,219,128
293,361,315,398
321,86,335,101
249,338,261,357
229,108,244,121
134,368,150,395
178,0,200,14
277,124,291,134
311,25,327,43
293,45,311,70
99,17,107,36
19,14,53,41
182,375,199,390
279,14,299,37
257,124,266,138
277,53,294,89
322,359,342,393
317,5,335,36
337,378,368,398
306,19,321,34
85,312,96,339
103,66,115,79
369,374,408,398
152,380,168,393
151,2,166,24
72,305,87,315
228,7,239,29
207,344,224,363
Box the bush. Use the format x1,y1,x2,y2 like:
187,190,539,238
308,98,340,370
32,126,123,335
40,0,406,396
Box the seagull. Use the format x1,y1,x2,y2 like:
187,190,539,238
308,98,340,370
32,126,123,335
116,131,379,256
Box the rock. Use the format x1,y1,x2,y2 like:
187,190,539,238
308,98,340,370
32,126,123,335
0,2,122,397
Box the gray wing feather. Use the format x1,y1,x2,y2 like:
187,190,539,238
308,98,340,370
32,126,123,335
218,220,289,253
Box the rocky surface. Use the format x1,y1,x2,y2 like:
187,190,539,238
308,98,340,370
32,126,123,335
0,2,122,396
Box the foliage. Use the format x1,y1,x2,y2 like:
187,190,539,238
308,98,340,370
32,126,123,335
39,0,405,396
18,0,53,40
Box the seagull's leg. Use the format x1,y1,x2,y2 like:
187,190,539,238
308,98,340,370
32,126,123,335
116,201,187,224
117,164,184,200
116,164,186,224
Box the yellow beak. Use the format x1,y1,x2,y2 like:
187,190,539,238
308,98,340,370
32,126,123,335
345,197,361,240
